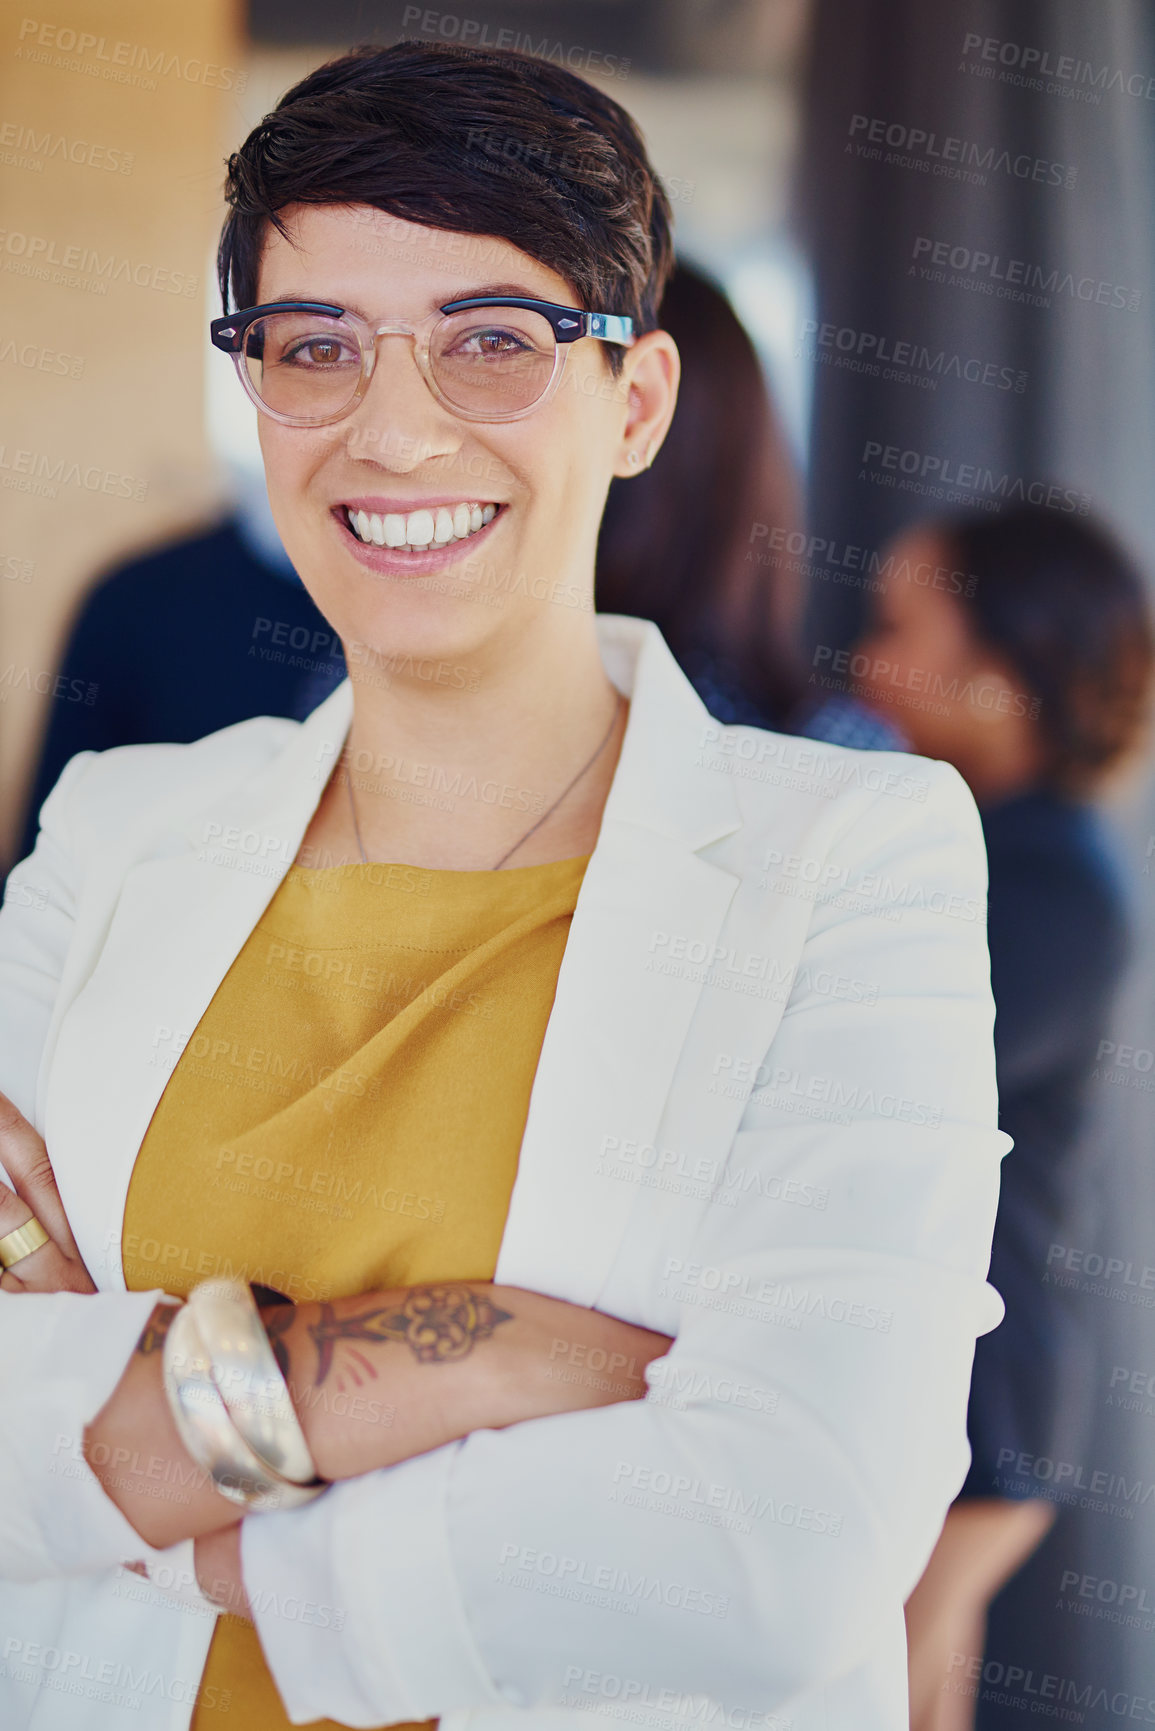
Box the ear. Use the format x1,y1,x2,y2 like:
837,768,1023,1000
610,330,681,479
966,662,1026,725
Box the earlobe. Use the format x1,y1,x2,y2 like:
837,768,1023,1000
620,439,657,476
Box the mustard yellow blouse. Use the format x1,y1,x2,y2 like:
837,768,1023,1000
122,853,590,1731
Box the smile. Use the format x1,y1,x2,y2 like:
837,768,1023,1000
344,501,499,551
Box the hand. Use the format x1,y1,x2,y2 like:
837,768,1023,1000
194,1524,252,1621
0,1088,95,1294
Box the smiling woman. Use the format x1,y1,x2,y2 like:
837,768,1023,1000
0,39,1008,1731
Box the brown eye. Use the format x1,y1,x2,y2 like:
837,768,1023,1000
293,337,347,365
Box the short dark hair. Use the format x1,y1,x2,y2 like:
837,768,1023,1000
942,504,1154,793
217,41,674,377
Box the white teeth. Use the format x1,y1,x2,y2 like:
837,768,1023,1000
406,509,435,547
345,502,500,550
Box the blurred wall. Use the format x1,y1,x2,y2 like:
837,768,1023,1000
0,0,244,865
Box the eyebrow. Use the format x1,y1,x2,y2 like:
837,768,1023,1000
264,282,569,317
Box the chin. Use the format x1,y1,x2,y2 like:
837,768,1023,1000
325,563,522,683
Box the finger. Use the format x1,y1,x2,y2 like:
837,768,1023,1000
0,1178,94,1294
0,1088,86,1263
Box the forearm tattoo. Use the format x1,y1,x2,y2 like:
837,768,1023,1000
307,1285,513,1386
135,1302,180,1356
262,1302,296,1384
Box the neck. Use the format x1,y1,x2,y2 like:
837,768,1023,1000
337,614,626,870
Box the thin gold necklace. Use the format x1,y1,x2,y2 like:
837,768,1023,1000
344,694,624,870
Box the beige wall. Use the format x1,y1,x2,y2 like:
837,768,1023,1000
0,0,243,865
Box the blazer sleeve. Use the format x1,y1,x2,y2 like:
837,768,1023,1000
241,759,1010,1727
0,754,181,1581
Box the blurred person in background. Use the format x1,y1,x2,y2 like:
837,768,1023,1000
11,473,346,870
596,258,903,750
851,503,1154,1731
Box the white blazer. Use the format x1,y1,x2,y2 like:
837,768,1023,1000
0,615,1008,1731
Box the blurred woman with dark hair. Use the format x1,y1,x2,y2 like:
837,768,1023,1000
852,503,1155,1731
596,259,902,748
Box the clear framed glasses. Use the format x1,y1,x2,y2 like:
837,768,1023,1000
209,296,636,427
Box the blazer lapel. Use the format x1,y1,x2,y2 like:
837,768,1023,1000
494,619,743,1304
46,682,356,1290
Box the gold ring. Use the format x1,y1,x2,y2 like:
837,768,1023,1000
0,1216,50,1269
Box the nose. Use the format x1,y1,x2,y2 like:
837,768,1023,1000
341,327,460,472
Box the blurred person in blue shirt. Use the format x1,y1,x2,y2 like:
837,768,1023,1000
851,503,1154,1731
11,473,346,869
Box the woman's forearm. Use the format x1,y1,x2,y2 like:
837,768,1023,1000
275,1281,669,1480
85,1283,669,1548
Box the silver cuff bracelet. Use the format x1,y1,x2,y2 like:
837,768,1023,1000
187,1278,319,1487
161,1287,327,1513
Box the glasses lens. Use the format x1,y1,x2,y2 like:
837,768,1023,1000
431,308,557,417
243,313,363,422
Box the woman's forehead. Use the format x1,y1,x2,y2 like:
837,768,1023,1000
256,203,574,306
